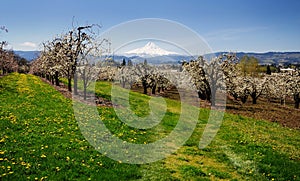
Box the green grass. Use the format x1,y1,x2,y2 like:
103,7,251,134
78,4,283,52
1,73,300,180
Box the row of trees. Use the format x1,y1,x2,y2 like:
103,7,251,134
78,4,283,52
0,26,30,75
113,54,299,108
222,56,300,108
31,24,109,99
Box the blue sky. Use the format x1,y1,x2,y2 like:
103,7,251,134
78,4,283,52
1,0,300,53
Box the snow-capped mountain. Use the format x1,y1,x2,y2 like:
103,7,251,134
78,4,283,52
125,42,179,57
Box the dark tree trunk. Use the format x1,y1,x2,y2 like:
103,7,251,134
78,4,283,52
51,75,54,85
252,97,257,104
158,87,161,93
55,71,59,86
152,84,156,95
251,92,257,104
280,98,284,105
294,93,299,109
241,95,248,104
205,82,212,102
233,93,238,100
142,80,147,94
84,87,87,100
68,77,72,92
74,72,78,95
211,88,216,107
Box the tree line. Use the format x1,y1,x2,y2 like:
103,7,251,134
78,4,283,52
0,26,30,75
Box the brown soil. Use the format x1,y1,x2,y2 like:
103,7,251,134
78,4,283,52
225,97,300,129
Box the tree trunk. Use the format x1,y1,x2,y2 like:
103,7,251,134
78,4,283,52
210,87,216,107
252,97,257,104
152,84,156,95
294,93,299,109
251,92,257,104
51,75,54,85
280,98,284,105
241,96,248,104
55,71,59,86
122,80,125,88
84,87,87,100
158,87,161,93
142,80,147,94
68,77,72,92
74,72,78,95
83,80,87,100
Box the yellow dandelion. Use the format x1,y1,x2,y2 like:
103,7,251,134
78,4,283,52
40,154,46,158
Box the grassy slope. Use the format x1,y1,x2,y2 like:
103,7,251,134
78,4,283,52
0,74,141,180
1,73,300,180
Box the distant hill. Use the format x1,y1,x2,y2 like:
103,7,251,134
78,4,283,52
214,52,300,65
14,50,300,65
114,52,300,65
14,51,40,61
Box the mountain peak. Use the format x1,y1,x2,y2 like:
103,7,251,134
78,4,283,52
125,42,179,57
145,42,157,48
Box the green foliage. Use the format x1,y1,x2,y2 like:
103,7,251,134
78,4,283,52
238,55,259,76
180,165,206,177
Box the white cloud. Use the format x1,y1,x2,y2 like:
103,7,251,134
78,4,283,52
19,41,37,49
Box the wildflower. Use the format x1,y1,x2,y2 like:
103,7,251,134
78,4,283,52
40,154,46,158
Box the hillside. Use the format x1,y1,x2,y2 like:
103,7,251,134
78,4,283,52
13,51,40,61
14,50,300,65
0,73,299,180
99,52,300,65
214,52,300,65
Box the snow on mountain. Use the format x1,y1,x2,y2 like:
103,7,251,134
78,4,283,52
124,42,179,57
